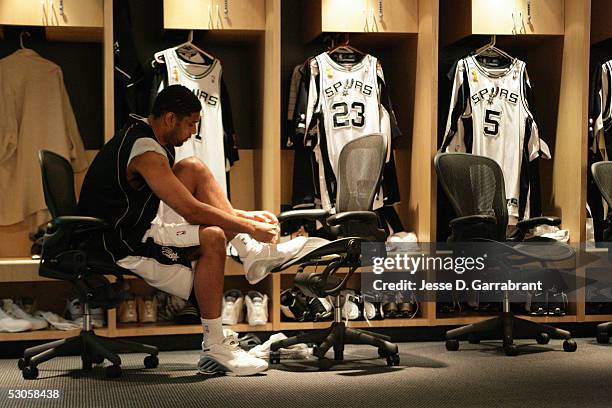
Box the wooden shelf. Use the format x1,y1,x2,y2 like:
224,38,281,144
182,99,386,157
44,26,103,42
0,328,108,342
584,314,612,322
114,322,272,337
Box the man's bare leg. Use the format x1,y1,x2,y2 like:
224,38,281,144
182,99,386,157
194,226,226,320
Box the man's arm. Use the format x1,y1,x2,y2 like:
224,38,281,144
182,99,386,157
130,151,257,234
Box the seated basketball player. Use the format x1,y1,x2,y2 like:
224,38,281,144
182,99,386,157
78,85,307,376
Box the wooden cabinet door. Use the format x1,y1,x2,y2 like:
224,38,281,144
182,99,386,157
471,0,563,36
164,0,265,30
0,0,102,27
319,0,417,34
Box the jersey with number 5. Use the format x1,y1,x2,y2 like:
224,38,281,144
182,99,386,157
442,56,550,219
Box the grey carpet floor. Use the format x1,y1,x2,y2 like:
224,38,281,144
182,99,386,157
1,339,612,408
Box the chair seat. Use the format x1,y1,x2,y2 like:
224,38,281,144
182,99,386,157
476,238,575,263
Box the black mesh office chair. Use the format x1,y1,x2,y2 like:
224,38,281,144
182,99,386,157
18,150,159,380
269,133,399,369
590,161,612,343
435,152,577,356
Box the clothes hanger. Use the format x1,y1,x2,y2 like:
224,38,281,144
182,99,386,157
472,35,514,65
19,31,31,49
153,30,215,66
327,33,366,64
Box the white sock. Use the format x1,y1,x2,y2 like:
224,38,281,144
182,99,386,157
201,317,224,347
230,233,260,258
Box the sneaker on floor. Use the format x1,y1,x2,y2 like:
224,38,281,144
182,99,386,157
222,289,245,325
119,299,138,323
245,291,268,326
198,335,268,376
0,305,33,332
2,299,47,330
240,236,307,284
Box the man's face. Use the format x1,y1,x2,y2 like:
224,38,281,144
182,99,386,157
166,111,201,146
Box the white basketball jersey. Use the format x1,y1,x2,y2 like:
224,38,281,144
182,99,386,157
444,56,550,218
311,53,388,210
162,48,227,193
315,53,384,175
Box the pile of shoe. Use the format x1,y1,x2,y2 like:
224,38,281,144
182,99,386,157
118,295,158,324
525,286,568,316
0,298,48,332
222,289,269,326
280,287,332,322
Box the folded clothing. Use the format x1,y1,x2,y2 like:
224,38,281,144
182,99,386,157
248,333,311,359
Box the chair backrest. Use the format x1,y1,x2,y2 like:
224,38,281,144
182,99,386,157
592,161,612,209
434,152,508,241
335,133,387,212
39,150,78,218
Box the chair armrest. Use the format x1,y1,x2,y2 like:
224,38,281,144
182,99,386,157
516,216,561,231
277,209,330,223
326,211,378,226
450,215,497,229
54,216,109,229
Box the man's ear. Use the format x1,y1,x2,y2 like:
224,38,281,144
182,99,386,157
163,111,176,128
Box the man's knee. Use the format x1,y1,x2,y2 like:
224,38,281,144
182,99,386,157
198,226,226,252
174,157,214,181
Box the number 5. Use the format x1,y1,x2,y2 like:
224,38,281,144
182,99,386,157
484,109,501,136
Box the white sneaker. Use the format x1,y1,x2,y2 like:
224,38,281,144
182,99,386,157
222,289,244,325
241,236,307,284
2,299,47,330
198,335,268,376
66,298,83,320
0,306,33,332
245,291,268,326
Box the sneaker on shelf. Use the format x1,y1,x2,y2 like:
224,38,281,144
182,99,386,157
2,299,47,330
119,298,138,323
0,303,33,332
240,236,308,284
17,297,37,315
245,291,269,326
66,298,83,320
222,289,244,325
308,296,333,321
198,335,268,376
175,301,200,325
280,288,309,322
341,291,360,321
137,296,158,323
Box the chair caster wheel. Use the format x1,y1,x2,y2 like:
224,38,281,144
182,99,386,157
386,354,400,366
81,356,93,371
22,366,38,380
596,332,609,344
318,358,333,371
144,355,159,369
536,333,550,345
18,358,27,371
445,339,460,351
105,365,122,378
92,354,105,365
269,351,280,365
468,334,480,344
504,344,519,356
563,339,577,352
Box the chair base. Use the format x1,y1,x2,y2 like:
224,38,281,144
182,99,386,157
269,321,400,369
19,330,159,379
445,312,577,356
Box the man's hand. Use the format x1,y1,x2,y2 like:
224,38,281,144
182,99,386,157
250,220,279,243
236,210,279,226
